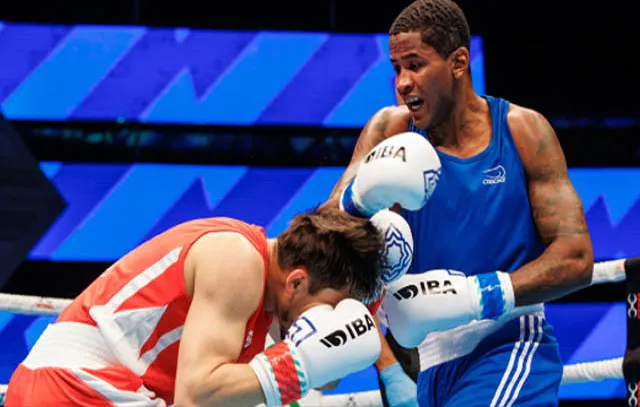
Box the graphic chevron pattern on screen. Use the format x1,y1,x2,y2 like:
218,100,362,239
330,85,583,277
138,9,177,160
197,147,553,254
0,22,485,127
0,303,627,399
29,162,640,262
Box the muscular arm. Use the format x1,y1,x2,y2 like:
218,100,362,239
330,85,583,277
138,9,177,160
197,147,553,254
322,106,410,210
508,108,594,306
174,233,266,407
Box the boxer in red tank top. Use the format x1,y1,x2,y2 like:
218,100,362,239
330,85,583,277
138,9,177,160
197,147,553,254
6,207,389,407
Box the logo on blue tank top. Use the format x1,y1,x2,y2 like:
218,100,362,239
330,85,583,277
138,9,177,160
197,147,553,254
482,165,506,185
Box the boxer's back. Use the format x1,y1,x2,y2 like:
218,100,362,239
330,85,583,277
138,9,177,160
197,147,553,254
53,217,272,402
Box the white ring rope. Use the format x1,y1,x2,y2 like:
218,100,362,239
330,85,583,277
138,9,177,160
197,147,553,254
0,292,627,406
0,293,71,315
561,357,624,384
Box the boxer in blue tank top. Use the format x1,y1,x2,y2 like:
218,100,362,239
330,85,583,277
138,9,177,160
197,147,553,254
401,96,565,407
323,1,594,406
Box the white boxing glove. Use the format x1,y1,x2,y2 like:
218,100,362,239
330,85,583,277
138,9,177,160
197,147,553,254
249,299,381,407
340,132,441,218
383,269,515,348
370,209,414,284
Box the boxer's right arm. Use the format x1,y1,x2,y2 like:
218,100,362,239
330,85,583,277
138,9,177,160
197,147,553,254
321,106,421,406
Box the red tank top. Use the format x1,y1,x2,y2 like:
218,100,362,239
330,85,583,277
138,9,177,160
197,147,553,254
57,217,273,403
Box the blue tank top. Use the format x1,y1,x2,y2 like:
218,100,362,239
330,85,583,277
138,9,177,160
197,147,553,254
403,95,545,276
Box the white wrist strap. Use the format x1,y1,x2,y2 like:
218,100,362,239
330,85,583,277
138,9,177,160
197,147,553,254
496,271,516,315
249,355,282,407
472,271,515,320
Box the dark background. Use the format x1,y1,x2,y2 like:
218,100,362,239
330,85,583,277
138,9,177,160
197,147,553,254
2,0,638,118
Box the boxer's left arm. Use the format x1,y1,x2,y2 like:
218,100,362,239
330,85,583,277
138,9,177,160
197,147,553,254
508,107,594,305
383,109,593,348
175,232,266,407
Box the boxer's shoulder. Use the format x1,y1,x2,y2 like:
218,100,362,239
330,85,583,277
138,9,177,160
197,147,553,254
366,105,412,142
505,104,550,143
505,103,560,169
347,106,411,167
184,232,265,300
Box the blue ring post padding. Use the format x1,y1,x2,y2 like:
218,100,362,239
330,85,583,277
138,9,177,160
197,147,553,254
476,272,505,320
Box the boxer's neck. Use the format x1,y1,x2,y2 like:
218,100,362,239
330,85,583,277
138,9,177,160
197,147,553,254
263,239,279,313
428,86,486,149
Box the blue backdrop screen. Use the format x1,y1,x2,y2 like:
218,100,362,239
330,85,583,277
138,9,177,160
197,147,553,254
30,162,640,262
0,22,485,127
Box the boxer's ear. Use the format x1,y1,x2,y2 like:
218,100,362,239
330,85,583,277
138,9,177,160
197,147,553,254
285,268,310,296
450,46,469,80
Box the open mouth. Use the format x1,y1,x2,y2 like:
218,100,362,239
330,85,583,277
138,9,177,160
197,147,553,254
405,96,424,112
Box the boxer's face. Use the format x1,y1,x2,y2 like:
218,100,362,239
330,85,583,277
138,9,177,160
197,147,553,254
390,31,468,130
276,268,349,332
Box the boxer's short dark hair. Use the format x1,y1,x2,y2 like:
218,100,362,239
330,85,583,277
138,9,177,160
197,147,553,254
277,207,385,304
389,0,471,58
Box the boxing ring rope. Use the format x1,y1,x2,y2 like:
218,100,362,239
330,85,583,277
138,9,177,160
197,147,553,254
0,292,628,406
0,293,71,315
